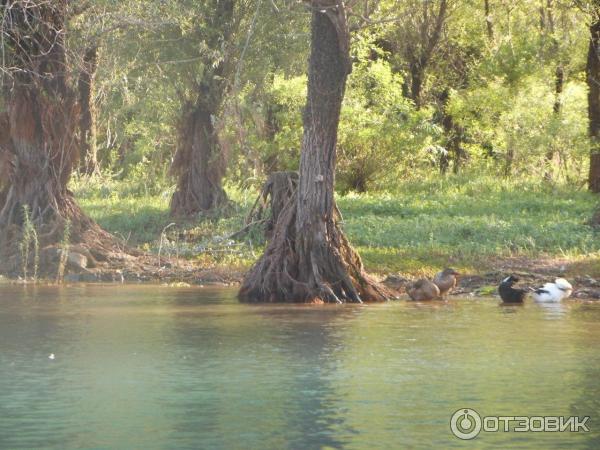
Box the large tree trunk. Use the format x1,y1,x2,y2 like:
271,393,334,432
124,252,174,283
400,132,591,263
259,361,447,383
169,0,233,216
588,17,600,192
170,101,227,215
239,0,391,303
78,45,99,175
0,0,125,276
1,0,80,227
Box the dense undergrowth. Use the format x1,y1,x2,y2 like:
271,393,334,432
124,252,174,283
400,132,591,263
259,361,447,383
72,173,600,276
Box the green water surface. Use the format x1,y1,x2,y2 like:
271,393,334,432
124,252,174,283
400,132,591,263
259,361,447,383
1,285,599,449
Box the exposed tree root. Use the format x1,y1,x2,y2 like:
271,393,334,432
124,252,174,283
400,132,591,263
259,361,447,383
239,195,393,303
245,171,298,238
0,191,142,279
0,0,144,281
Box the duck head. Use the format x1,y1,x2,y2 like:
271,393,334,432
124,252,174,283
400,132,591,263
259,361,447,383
441,268,460,278
500,275,519,286
554,278,573,296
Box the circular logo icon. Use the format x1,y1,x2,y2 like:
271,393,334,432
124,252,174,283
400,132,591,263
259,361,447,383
450,408,482,440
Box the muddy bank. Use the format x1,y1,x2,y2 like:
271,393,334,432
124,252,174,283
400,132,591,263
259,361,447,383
2,251,600,299
383,271,600,300
0,248,243,286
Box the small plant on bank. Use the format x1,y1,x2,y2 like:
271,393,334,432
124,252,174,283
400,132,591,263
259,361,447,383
19,205,39,282
57,220,71,283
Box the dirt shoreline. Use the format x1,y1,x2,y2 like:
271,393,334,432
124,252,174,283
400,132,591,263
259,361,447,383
383,255,600,300
2,254,600,299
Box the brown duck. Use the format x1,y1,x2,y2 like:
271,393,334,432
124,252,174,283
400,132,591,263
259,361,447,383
432,268,460,297
407,279,440,301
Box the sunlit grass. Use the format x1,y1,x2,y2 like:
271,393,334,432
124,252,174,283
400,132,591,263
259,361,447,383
72,173,600,275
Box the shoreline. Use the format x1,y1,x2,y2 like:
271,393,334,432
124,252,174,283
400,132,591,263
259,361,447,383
2,254,600,300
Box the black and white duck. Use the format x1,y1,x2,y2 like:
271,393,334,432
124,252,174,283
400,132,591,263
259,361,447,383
498,275,528,303
531,278,573,303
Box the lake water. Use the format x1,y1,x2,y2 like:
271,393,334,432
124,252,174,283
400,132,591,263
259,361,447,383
1,284,600,449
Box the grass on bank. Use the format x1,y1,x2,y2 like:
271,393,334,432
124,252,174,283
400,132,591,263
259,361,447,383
72,174,600,277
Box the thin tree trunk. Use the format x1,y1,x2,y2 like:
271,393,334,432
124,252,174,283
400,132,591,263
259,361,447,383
504,134,515,177
78,45,99,175
484,0,494,41
553,65,564,115
404,0,447,109
239,0,391,303
543,0,562,180
409,62,424,109
544,64,564,180
438,90,464,174
588,18,600,192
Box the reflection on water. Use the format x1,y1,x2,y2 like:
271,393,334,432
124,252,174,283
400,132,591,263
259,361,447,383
1,285,600,449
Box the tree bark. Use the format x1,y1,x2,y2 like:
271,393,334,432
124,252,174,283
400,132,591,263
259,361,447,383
170,101,228,215
409,61,424,109
1,0,79,227
169,0,234,216
245,171,298,239
0,111,12,196
0,0,124,275
588,17,600,192
78,45,99,175
239,0,391,303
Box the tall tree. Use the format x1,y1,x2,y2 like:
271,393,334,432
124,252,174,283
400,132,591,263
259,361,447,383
0,0,120,271
587,2,600,192
239,0,390,303
542,0,565,180
0,0,79,227
169,0,235,216
390,0,449,108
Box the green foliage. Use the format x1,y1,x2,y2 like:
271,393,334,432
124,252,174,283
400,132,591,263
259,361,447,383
74,175,600,275
449,77,589,180
73,177,173,245
244,73,307,175
340,173,600,274
68,0,592,195
52,0,600,280
237,55,438,192
338,56,434,192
